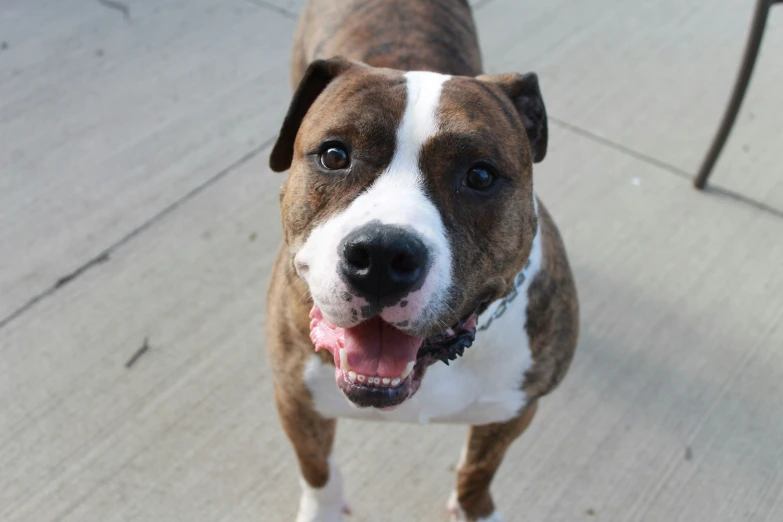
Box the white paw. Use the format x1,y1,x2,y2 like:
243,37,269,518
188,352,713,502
447,491,465,521
295,500,349,522
447,490,506,522
296,462,350,522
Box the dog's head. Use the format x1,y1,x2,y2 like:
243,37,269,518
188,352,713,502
271,57,547,409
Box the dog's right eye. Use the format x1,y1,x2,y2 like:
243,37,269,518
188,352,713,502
464,163,498,192
320,144,350,170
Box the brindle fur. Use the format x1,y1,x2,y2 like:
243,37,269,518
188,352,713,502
291,0,482,84
454,401,538,519
523,203,580,400
266,0,579,520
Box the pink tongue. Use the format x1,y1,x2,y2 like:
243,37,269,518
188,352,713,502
344,317,423,378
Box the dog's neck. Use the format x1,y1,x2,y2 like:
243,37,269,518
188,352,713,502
478,207,543,332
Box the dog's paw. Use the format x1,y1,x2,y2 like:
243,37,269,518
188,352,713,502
296,463,350,522
296,493,350,522
295,501,349,522
447,491,506,522
447,490,465,521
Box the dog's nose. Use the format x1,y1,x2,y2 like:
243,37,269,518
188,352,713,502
339,223,429,305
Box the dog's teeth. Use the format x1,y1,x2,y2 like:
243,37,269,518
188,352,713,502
350,373,407,387
401,361,416,380
339,348,350,371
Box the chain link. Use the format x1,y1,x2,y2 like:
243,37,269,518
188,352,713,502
476,259,531,332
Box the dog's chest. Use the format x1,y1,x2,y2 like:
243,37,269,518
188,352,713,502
302,234,541,425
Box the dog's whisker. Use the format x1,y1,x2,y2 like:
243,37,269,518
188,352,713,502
297,288,312,303
442,303,460,323
433,317,451,332
285,275,305,291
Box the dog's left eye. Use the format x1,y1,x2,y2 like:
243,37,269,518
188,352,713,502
320,144,350,170
464,164,497,191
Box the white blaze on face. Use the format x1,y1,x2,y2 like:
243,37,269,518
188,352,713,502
295,71,453,331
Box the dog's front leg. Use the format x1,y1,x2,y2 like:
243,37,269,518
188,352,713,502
274,389,348,522
448,401,539,522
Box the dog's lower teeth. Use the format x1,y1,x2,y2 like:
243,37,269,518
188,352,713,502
345,371,407,388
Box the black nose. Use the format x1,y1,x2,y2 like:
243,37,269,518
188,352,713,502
338,223,429,306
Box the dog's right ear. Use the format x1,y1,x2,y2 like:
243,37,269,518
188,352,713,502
269,57,354,172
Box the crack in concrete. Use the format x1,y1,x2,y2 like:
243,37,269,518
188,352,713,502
95,0,131,22
549,116,783,221
473,0,499,9
549,116,692,180
241,0,298,20
0,138,274,330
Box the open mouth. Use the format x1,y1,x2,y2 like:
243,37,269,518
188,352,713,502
309,306,478,409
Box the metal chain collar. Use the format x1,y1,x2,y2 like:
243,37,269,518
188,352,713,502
476,258,532,332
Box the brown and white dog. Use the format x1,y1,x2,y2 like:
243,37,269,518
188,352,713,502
266,1,579,520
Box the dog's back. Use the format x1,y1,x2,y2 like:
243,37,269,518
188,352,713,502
291,0,483,85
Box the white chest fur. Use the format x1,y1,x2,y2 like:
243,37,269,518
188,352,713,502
302,227,543,426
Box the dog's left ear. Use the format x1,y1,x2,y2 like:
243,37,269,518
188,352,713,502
270,57,355,172
477,72,548,163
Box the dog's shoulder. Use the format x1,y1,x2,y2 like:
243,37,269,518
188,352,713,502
522,201,580,400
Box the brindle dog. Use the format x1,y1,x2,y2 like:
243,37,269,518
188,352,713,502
266,1,579,520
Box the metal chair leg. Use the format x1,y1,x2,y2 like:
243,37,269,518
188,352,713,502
694,0,779,189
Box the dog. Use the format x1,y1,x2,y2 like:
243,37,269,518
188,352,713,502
266,0,579,520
